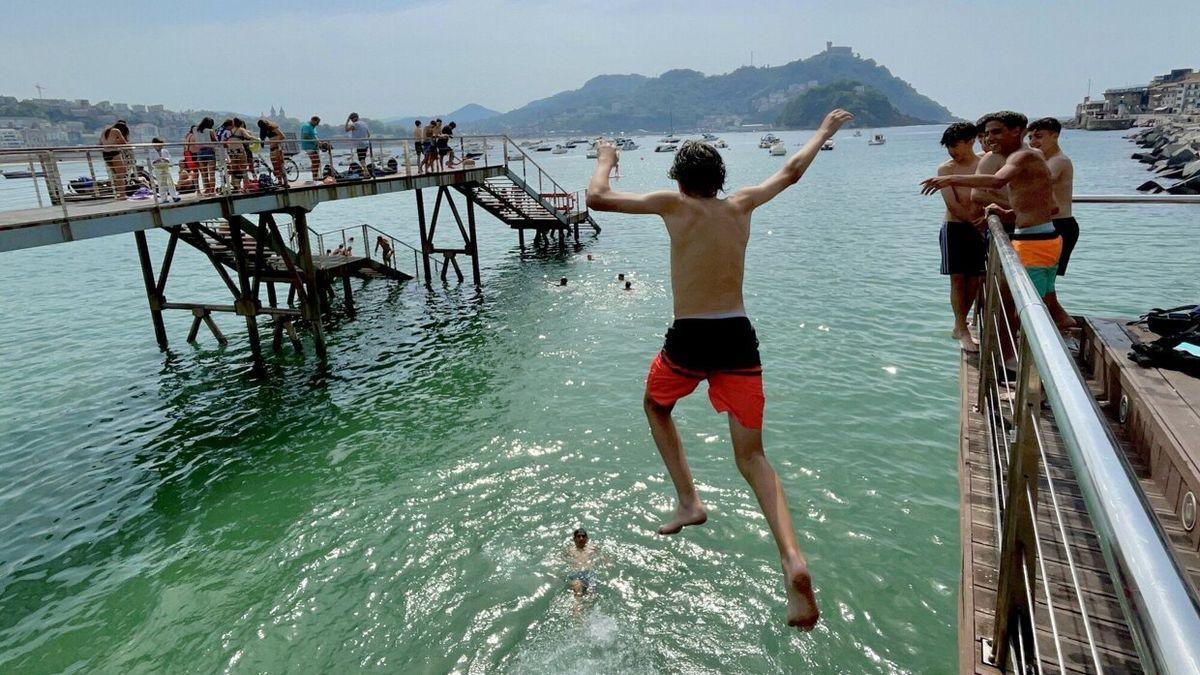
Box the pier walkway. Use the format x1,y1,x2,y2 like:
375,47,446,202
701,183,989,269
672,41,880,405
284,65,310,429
0,135,599,373
957,212,1200,674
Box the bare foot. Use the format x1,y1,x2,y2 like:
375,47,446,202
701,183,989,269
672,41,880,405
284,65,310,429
951,325,964,339
657,503,707,535
783,558,819,630
958,327,979,353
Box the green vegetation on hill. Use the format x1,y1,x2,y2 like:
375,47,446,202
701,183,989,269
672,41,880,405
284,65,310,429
479,46,956,133
776,81,929,129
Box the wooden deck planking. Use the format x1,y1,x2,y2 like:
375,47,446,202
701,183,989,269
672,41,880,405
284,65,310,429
959,349,1143,674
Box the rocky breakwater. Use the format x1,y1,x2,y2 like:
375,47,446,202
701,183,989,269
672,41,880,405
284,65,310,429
1129,123,1200,194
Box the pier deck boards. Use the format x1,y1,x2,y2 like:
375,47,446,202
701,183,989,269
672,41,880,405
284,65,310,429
959,318,1200,673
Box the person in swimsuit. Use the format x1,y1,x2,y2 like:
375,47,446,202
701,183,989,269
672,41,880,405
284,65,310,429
1027,117,1078,333
190,117,219,195
100,120,130,199
934,122,985,352
586,108,853,632
565,528,598,597
922,111,1061,370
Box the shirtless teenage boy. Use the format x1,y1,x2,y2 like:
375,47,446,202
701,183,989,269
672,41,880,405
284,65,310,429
922,111,1060,368
586,108,853,631
935,122,984,352
1027,117,1077,332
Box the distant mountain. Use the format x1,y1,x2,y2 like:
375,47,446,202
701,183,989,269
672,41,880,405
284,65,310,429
381,103,501,126
476,44,956,133
777,81,930,129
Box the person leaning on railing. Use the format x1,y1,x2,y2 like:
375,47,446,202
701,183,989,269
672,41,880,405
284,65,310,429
257,119,288,187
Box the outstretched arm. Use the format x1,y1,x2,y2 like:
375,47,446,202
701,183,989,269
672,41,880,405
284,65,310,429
586,142,676,214
921,159,1020,195
731,109,853,212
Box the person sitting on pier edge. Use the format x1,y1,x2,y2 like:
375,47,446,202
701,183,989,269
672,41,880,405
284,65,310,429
935,122,985,353
1027,117,1078,334
100,120,131,199
922,110,1061,372
300,115,322,182
346,112,371,167
375,235,394,266
586,107,855,632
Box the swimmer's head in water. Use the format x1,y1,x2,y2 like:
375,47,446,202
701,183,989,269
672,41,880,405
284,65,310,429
573,528,588,547
669,141,725,199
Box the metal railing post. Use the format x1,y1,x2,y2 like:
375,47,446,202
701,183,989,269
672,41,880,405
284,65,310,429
977,238,1001,413
362,224,369,260
990,335,1044,669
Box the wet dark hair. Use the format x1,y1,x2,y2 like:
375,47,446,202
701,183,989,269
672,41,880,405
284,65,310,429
311,115,321,124
113,121,130,137
415,120,422,125
668,141,725,198
233,117,245,129
573,528,587,539
940,122,978,147
151,137,163,144
197,117,215,131
1028,117,1062,134
221,118,233,128
979,110,1028,131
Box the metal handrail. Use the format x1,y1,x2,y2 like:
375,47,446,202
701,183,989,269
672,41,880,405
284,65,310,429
1073,195,1200,204
984,213,1200,674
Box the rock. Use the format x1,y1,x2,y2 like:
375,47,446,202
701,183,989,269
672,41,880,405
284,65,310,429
1166,175,1200,195
1182,159,1200,179
1136,180,1164,193
1152,160,1169,172
1167,146,1197,167
1157,167,1184,179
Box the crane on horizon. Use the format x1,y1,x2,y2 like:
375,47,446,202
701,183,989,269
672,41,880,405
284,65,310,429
34,84,45,99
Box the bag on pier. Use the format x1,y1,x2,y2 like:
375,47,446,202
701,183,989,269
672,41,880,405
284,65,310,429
1129,327,1200,378
1128,305,1200,337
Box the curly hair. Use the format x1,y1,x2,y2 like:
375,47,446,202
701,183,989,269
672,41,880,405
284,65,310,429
668,141,725,198
978,110,1028,131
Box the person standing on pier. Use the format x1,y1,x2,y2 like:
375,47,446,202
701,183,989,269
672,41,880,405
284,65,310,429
586,107,855,632
149,138,181,203
346,113,371,167
375,235,394,266
257,119,288,187
921,111,1061,371
100,120,130,199
413,120,425,173
935,122,985,352
188,118,219,196
1027,117,1078,334
300,116,322,182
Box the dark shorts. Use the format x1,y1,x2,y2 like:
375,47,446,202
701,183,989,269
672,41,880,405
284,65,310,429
102,150,120,161
198,148,216,163
415,141,425,155
939,221,986,276
567,570,595,592
1053,217,1079,276
646,316,764,429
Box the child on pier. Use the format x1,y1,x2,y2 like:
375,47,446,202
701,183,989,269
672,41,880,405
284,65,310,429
149,138,181,203
586,108,854,632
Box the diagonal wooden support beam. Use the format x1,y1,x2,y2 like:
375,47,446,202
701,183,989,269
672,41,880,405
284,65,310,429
186,222,241,298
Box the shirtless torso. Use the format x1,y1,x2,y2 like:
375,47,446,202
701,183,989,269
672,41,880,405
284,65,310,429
1042,150,1074,219
938,153,981,223
995,148,1059,228
972,151,1009,212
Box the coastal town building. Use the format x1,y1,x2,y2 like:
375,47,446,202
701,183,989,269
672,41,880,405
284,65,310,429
1074,66,1198,127
1102,86,1148,116
0,128,22,149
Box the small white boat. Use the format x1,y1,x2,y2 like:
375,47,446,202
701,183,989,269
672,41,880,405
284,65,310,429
552,145,568,154
853,130,862,137
712,138,728,148
586,148,599,159
769,141,787,156
536,142,553,152
654,143,678,153
658,133,678,143
701,133,718,141
759,133,780,149
820,140,835,151
616,138,638,151
868,134,886,146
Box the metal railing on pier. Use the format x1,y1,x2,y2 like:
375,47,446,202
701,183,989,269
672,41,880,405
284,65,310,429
976,203,1200,674
312,223,422,282
0,134,590,227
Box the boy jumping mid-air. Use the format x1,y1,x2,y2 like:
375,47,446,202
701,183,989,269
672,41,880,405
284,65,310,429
586,108,853,631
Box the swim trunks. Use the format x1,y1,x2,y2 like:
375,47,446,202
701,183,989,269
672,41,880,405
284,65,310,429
567,570,595,592
1052,217,1079,276
1011,222,1062,298
939,221,986,276
646,316,765,429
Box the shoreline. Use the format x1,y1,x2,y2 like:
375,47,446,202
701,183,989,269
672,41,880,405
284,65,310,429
1127,122,1200,194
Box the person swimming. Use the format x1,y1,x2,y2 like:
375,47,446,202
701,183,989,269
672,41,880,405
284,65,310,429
565,528,598,596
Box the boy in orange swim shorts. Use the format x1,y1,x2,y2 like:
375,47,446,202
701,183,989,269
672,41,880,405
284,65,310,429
586,108,854,632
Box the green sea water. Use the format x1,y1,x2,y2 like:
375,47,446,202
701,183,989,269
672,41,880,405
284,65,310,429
1,128,1197,673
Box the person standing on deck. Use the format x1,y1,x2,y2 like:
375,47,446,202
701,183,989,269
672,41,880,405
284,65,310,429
100,120,130,200
375,235,394,266
300,116,322,182
586,107,854,632
257,119,288,187
189,117,219,196
149,138,181,203
921,111,1061,372
935,122,985,353
1027,117,1078,334
346,113,371,168
413,120,424,174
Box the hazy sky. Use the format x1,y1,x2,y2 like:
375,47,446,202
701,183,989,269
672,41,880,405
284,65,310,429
1,0,1195,121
